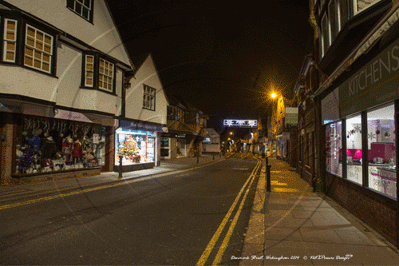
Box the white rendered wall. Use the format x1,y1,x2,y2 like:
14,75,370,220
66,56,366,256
5,0,131,66
125,55,167,125
0,65,58,102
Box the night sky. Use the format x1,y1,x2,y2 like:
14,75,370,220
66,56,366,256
106,0,313,131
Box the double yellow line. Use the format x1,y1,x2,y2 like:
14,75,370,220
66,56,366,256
197,159,262,266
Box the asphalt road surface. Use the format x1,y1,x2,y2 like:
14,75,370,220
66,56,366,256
0,155,260,265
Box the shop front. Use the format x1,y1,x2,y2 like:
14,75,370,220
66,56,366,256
114,120,163,172
0,106,114,184
320,35,399,247
161,132,191,159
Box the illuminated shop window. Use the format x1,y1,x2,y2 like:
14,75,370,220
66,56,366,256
346,115,363,185
115,128,155,165
367,103,396,199
326,121,342,177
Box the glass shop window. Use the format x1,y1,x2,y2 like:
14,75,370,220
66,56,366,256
367,103,396,199
15,117,105,175
115,130,156,165
326,121,342,177
346,115,363,185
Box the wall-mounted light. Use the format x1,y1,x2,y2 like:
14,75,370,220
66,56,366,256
124,82,131,89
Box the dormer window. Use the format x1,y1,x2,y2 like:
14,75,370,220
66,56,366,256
66,0,93,22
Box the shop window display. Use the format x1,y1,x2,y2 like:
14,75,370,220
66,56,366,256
15,117,105,175
326,121,342,177
346,115,363,185
367,104,396,199
115,129,155,165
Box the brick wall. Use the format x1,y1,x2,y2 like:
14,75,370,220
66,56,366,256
0,113,16,184
325,172,397,247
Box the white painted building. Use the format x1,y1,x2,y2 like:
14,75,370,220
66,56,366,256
0,0,134,183
202,128,220,153
115,54,169,171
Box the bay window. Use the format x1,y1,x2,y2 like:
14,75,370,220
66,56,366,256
3,19,17,62
82,54,115,93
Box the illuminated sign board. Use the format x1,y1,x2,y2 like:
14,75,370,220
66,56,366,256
223,119,258,127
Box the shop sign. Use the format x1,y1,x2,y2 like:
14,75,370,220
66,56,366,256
339,36,399,117
322,89,339,124
285,107,298,125
120,120,164,132
54,109,92,123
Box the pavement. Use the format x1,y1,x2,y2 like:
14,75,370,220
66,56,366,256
0,153,225,203
240,156,399,266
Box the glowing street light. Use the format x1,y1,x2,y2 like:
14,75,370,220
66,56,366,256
271,92,277,99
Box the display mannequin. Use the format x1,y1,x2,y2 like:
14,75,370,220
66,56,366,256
28,129,42,155
62,135,73,164
41,136,59,172
72,139,82,165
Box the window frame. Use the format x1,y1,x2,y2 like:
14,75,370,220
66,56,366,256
328,0,338,43
3,18,18,63
321,13,330,58
24,24,54,74
352,0,381,16
0,15,57,76
66,0,94,23
81,52,116,94
142,84,156,111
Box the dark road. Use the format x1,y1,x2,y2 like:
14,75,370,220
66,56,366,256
0,156,260,265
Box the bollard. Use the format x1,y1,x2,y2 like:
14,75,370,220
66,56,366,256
266,164,271,192
118,155,123,178
213,153,215,160
197,152,199,164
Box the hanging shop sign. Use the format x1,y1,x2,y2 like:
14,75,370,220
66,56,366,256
285,107,298,125
223,119,258,127
120,120,164,132
339,36,399,117
54,109,92,123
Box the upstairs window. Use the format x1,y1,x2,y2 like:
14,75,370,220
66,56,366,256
3,19,17,62
321,14,330,57
82,54,115,93
84,55,94,87
329,0,338,41
338,0,349,31
354,0,381,15
24,25,53,73
99,58,114,92
66,0,93,22
143,85,156,111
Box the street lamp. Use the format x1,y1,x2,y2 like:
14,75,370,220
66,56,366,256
271,92,277,99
